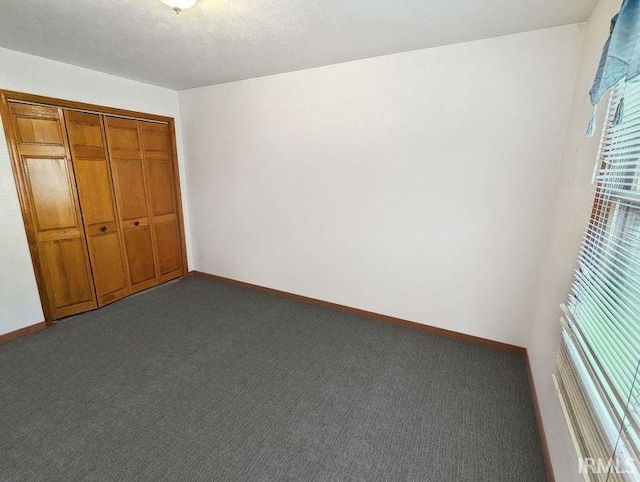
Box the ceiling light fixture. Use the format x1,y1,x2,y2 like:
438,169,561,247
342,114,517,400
161,0,197,14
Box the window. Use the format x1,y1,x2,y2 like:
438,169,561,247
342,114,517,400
556,81,640,482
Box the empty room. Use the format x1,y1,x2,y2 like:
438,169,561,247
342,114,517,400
1,0,639,480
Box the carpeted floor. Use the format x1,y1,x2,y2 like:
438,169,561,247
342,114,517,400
0,276,546,481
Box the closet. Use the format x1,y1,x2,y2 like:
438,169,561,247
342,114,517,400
1,91,187,323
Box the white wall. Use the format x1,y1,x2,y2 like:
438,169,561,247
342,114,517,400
0,47,191,336
179,25,583,347
528,1,620,480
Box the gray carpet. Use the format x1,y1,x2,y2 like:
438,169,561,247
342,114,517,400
0,276,546,481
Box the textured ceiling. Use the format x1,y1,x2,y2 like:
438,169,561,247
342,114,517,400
0,0,598,90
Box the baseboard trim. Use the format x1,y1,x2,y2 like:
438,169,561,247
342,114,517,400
525,351,555,482
0,321,48,345
189,270,526,355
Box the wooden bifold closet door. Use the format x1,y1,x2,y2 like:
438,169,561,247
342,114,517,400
104,118,184,291
1,92,186,323
6,103,97,320
65,111,129,306
104,117,159,294
138,121,183,283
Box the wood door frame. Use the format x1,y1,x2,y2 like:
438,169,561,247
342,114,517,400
0,89,189,324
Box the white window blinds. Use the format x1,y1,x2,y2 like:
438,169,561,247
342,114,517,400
557,81,640,482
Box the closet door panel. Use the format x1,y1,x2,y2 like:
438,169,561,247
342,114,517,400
16,116,63,144
73,160,115,222
66,111,128,306
140,127,170,155
147,160,175,216
25,157,78,230
8,102,97,319
105,117,158,293
40,238,95,312
155,221,181,276
112,160,148,220
123,226,156,286
140,121,183,282
90,234,128,295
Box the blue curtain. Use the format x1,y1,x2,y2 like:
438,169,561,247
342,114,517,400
590,0,640,106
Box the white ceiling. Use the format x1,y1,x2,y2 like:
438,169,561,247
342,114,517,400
0,0,598,90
